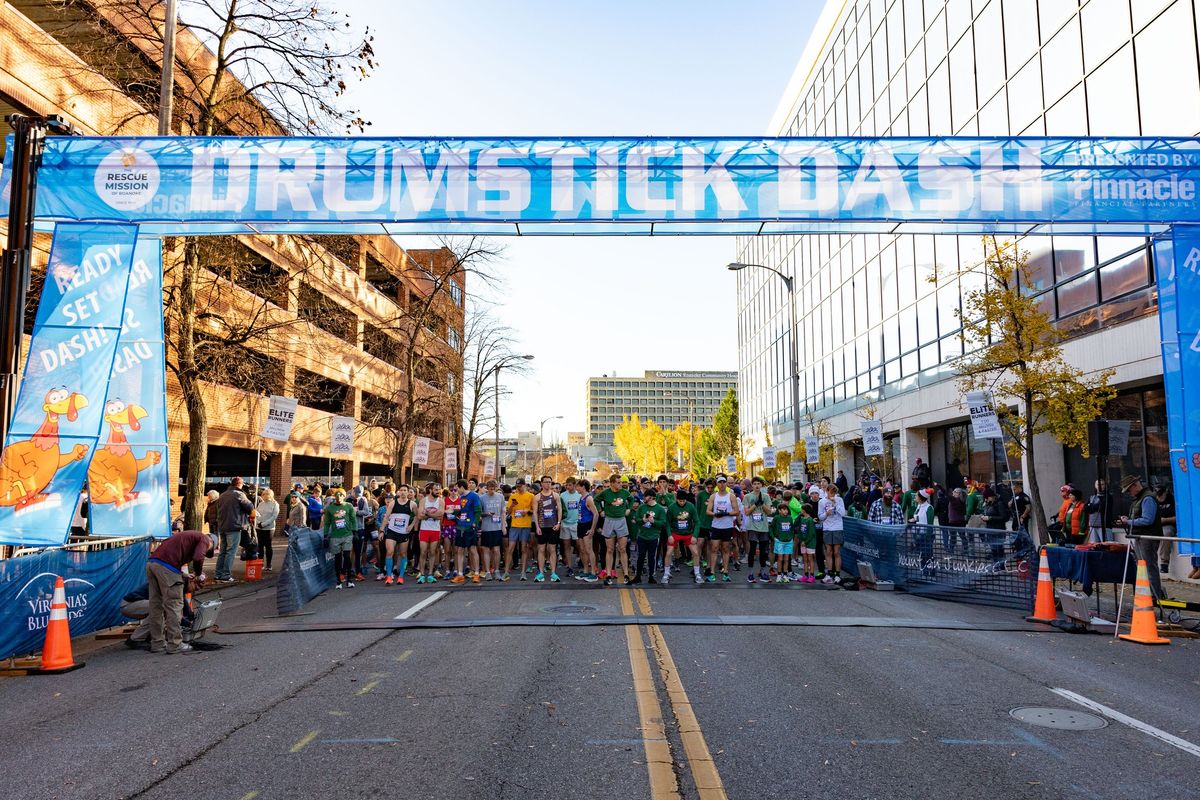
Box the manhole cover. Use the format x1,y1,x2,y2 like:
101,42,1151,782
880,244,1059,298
542,604,596,615
1009,707,1108,730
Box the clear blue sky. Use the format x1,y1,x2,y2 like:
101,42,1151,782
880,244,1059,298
338,0,823,441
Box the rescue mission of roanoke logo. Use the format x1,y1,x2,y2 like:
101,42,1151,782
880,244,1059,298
94,147,159,211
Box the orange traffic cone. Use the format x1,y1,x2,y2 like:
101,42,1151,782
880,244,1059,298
1119,560,1170,646
1026,547,1058,623
36,577,85,674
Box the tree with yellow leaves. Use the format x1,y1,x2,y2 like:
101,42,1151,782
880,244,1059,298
946,237,1116,539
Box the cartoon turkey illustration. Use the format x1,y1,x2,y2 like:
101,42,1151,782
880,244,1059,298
0,388,89,509
87,399,161,509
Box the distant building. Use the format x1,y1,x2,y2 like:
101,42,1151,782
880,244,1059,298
585,371,736,448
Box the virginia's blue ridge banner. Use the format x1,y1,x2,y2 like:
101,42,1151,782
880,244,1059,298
1164,229,1199,555
0,223,139,547
0,537,150,660
87,238,170,539
7,136,1200,232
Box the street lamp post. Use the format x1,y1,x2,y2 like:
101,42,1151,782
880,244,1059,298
727,261,801,478
539,414,563,477
489,354,534,482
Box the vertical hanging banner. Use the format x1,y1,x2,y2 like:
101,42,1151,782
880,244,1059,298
88,238,170,539
330,416,355,456
260,395,298,441
788,461,805,483
804,436,821,465
1166,227,1200,555
0,223,139,547
861,420,885,456
484,458,496,478
444,447,458,474
966,390,1004,439
412,437,431,466
725,455,737,473
762,446,777,470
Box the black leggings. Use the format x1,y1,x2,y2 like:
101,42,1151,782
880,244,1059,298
746,538,770,568
635,538,657,577
335,550,353,578
256,527,273,569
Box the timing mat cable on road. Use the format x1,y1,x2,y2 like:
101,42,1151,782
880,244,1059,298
216,614,1053,635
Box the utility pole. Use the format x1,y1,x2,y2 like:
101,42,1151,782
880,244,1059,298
0,114,71,443
158,0,179,135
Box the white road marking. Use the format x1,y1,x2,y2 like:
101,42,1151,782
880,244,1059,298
394,590,447,620
1050,687,1200,759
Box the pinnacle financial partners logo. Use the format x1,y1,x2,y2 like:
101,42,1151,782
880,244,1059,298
94,147,160,211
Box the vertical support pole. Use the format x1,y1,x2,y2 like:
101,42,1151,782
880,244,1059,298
158,0,178,136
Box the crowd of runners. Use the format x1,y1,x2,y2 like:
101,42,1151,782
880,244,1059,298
284,473,872,589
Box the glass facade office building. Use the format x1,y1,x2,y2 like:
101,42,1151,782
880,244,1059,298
735,0,1193,495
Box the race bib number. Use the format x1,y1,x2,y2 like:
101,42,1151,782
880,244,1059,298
752,513,764,522
388,514,410,534
445,510,457,520
514,510,526,518
781,522,792,532
334,519,346,529
491,514,501,523
543,509,554,519
568,501,579,510
613,498,624,506
677,521,688,530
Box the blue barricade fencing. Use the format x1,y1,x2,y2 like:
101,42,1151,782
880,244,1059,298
276,528,336,616
0,535,151,660
843,519,1037,611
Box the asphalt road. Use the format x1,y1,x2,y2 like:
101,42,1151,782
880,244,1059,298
1,573,1198,800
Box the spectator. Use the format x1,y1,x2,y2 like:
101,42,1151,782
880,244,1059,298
215,478,253,582
203,489,220,535
912,457,931,489
1011,481,1031,535
1119,475,1168,601
948,488,966,526
867,492,904,524
1062,487,1087,544
146,529,215,654
835,470,849,495
285,492,306,534
255,488,280,572
982,487,1010,557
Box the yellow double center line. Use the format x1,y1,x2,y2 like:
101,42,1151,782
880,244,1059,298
621,588,727,800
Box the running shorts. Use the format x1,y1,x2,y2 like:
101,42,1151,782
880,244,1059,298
559,523,579,540
710,527,734,542
824,529,845,546
454,528,478,548
508,527,531,543
695,527,711,540
481,531,503,548
747,529,770,543
670,534,693,548
536,527,560,546
601,517,629,539
418,529,441,544
327,536,353,554
773,540,794,556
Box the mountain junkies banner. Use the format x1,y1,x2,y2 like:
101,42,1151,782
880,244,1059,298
0,536,150,660
0,223,139,547
9,136,1200,233
87,238,171,539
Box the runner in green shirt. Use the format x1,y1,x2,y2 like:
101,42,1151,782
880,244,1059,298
769,502,795,582
322,491,358,589
694,479,715,583
632,492,667,584
664,492,698,585
596,475,633,585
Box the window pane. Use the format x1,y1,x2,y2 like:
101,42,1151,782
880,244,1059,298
1054,236,1096,280
927,61,952,133
1003,0,1040,73
1135,3,1200,135
949,34,977,131
1057,273,1098,316
1022,236,1054,292
1100,247,1150,299
978,88,1009,135
1045,84,1087,136
1087,45,1139,136
1097,235,1146,265
1081,0,1131,73
974,3,1006,102
1041,16,1083,105
1007,54,1044,132
1039,1,1076,39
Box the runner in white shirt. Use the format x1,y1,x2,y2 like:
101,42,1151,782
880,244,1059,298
818,484,846,584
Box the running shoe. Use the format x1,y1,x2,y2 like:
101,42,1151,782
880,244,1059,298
694,573,704,584
417,575,426,584
747,573,757,584
732,560,741,572
535,571,545,583
573,571,585,581
427,575,438,584
760,571,771,582
520,574,527,582
706,573,716,583
805,575,815,584
821,575,833,584
355,573,366,582
566,568,575,578
721,571,731,583
472,574,481,584
584,573,599,583
833,575,843,585
501,572,511,582
451,575,466,584
347,580,356,588
648,575,657,585
375,573,386,582
550,572,561,583
598,569,608,580
385,576,393,586
661,574,670,585
397,575,405,585
335,582,344,589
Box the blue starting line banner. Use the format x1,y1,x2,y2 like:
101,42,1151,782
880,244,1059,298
5,136,1200,234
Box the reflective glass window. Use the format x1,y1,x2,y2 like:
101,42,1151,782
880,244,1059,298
1040,15,1083,105
1045,84,1087,136
947,0,974,43
1086,45,1139,136
1135,2,1200,136
888,5,907,75
1007,54,1044,133
978,88,1009,135
1022,236,1054,293
1038,0,1077,39
926,7,949,68
1132,0,1174,30
938,279,961,336
1003,0,1040,73
927,61,952,133
904,0,925,56
872,36,889,99
1081,0,1131,73
974,3,1007,102
1097,235,1145,265
1100,247,1150,300
1057,273,1098,315
949,33,977,131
